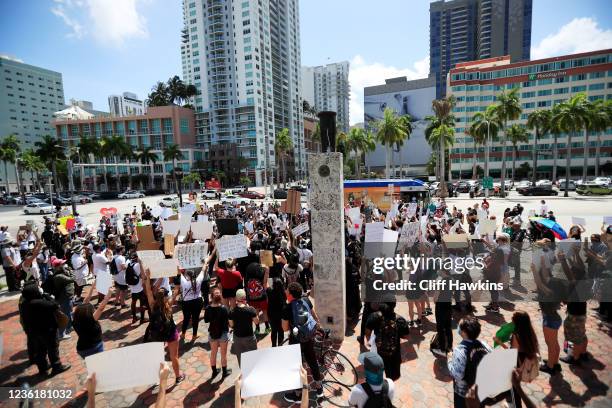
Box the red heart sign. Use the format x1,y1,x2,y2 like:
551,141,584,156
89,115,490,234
100,207,118,217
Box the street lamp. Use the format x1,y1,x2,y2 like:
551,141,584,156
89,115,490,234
175,167,184,207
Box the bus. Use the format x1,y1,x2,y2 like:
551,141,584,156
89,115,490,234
343,179,430,211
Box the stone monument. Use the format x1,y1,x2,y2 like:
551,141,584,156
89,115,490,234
308,152,346,340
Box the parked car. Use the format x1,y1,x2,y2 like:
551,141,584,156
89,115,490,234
118,190,145,199
289,184,307,193
517,185,558,196
221,194,246,206
273,189,288,199
230,185,247,193
158,196,179,207
593,177,611,186
456,181,471,193
80,192,100,199
23,202,54,214
557,179,576,191
201,190,218,199
576,182,612,195
536,179,552,187
238,190,264,199
51,196,72,206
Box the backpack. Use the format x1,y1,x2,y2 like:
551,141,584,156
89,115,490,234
362,381,394,408
247,278,265,301
375,318,398,358
109,256,119,275
125,262,139,286
285,247,300,267
290,298,317,342
463,340,489,386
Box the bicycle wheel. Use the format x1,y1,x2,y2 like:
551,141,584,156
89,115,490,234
322,349,358,387
320,380,353,407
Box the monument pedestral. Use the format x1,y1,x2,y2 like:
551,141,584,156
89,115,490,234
307,152,346,341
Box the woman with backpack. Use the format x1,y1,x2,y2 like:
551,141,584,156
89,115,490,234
127,252,149,325
142,264,185,384
245,262,270,334
204,287,231,378
179,268,204,342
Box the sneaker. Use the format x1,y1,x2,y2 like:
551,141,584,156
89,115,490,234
425,307,433,315
539,362,561,375
50,364,71,376
408,320,414,327
283,392,301,403
485,304,500,313
316,387,324,397
175,374,185,384
560,355,580,365
222,368,232,377
415,319,422,327
59,334,71,340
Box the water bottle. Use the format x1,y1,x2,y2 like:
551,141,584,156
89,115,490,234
292,327,299,337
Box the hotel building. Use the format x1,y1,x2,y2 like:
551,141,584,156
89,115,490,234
447,49,612,179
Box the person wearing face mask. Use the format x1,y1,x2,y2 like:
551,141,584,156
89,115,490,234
348,352,395,408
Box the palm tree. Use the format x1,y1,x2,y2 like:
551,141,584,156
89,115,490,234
550,103,563,183
471,105,501,196
374,107,411,178
146,81,170,107
98,136,114,190
167,75,187,105
526,109,552,186
494,87,522,195
552,93,591,197
21,151,46,192
103,135,129,191
506,124,529,182
1,135,20,195
78,136,100,191
137,147,158,190
274,128,293,187
588,99,609,178
163,144,184,193
35,135,65,200
346,128,376,177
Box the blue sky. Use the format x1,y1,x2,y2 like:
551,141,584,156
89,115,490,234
1,0,611,124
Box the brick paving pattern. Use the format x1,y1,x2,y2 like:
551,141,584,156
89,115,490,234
1,290,610,408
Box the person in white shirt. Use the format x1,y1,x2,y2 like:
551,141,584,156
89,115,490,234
92,244,112,301
128,253,148,324
179,269,204,341
112,246,128,308
70,242,90,299
348,352,395,408
538,200,548,217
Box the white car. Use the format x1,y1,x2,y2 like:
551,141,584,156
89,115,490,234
23,202,54,214
516,180,531,189
221,194,245,206
118,190,145,199
201,190,217,199
536,179,552,187
158,196,179,207
593,177,611,186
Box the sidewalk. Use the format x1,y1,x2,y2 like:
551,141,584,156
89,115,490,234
0,292,610,407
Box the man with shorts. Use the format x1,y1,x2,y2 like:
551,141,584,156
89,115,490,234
214,256,243,309
128,252,148,324
112,246,128,308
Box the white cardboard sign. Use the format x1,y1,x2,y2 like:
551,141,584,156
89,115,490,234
571,217,586,226
174,242,208,269
476,348,518,401
406,202,418,219
399,222,420,246
240,344,302,398
95,271,112,296
136,250,165,268
365,222,385,243
161,220,180,236
191,220,214,240
479,219,497,235
217,235,248,261
291,222,310,238
85,342,165,392
148,258,179,278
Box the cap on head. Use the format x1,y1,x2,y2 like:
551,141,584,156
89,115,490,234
236,289,247,301
358,352,384,385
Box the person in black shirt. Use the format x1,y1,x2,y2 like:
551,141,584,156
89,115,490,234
204,287,231,378
73,288,112,358
266,278,287,346
229,289,258,367
510,221,526,283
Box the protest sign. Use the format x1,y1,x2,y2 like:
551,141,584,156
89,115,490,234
137,250,165,269
406,202,417,219
160,207,174,219
99,207,117,217
399,222,419,246
443,233,469,248
217,218,239,236
217,235,248,261
57,225,69,236
476,348,517,401
95,272,112,296
178,215,192,236
571,217,585,226
180,203,196,214
175,242,208,269
148,258,179,278
85,342,165,392
240,344,302,398
479,219,497,235
364,222,384,243
292,222,310,238
260,250,274,267
65,218,76,231
348,207,361,224
150,206,163,218
191,220,213,241
164,234,175,256
136,225,155,243
558,238,581,255
286,189,301,215
161,220,180,236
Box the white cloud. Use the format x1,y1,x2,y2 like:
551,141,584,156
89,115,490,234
349,55,429,125
50,0,148,47
531,17,612,60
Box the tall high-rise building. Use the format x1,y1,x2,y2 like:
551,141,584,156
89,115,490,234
430,0,532,97
181,0,304,185
108,92,145,117
302,61,350,133
0,55,65,192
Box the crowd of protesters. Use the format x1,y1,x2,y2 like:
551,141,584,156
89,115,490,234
1,190,611,407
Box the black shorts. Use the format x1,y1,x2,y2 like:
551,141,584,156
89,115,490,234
131,292,145,300
115,282,128,291
222,287,238,299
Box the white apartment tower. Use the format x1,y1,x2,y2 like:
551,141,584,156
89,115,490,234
181,0,304,185
108,92,146,117
302,61,350,132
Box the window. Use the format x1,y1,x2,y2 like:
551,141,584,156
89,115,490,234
589,83,605,90
554,87,569,94
590,71,605,79
537,100,551,107
571,74,586,81
537,89,552,96
571,85,587,92
522,102,535,109
180,118,189,134
521,91,535,98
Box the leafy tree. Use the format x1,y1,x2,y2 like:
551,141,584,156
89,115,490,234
526,109,552,186
163,144,184,193
471,105,501,193
588,99,610,177
35,135,65,199
0,134,20,195
506,124,529,182
274,128,293,187
346,128,376,177
427,97,454,196
137,147,158,190
494,87,522,195
146,81,170,107
374,107,411,178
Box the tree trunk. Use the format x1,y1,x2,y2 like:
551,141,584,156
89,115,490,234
552,134,558,182
102,158,109,191
354,149,359,177
282,154,287,188
172,159,178,194
276,153,281,189
3,162,10,194
127,164,133,190
532,129,539,186
500,125,507,197
582,129,589,181
15,162,25,203
150,163,155,190
115,158,120,191
51,161,59,202
472,142,477,179
564,133,572,197
385,145,391,178
595,132,601,177
439,136,447,197
511,145,517,182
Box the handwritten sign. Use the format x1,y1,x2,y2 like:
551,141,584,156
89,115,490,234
174,242,208,269
479,219,497,235
164,234,175,256
191,220,213,241
217,235,248,261
161,220,180,236
85,342,164,392
291,222,310,238
365,222,385,243
260,250,274,267
148,258,179,279
406,202,417,219
137,250,165,269
399,222,420,246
